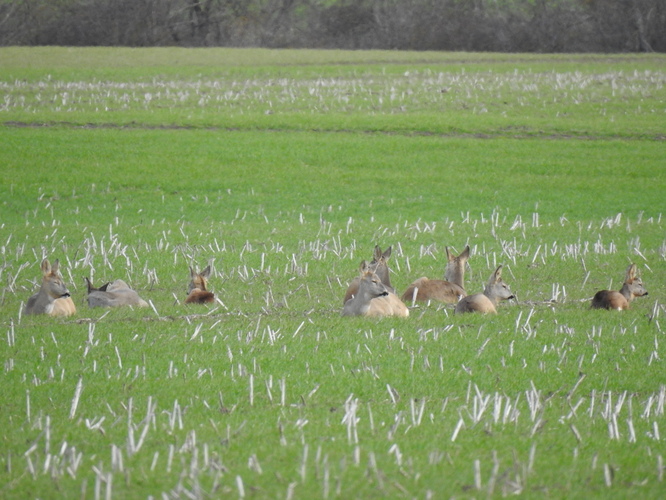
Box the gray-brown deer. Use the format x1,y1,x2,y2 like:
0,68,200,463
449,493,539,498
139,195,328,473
344,245,394,303
342,261,391,317
591,263,648,310
455,265,514,314
343,246,409,317
185,265,215,304
402,245,470,304
24,258,76,317
85,277,149,308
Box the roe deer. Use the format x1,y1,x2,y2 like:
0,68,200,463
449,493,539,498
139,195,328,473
591,264,648,310
185,265,215,304
455,265,515,314
85,277,149,308
402,245,470,304
342,261,390,317
24,258,76,317
343,246,408,317
343,245,394,304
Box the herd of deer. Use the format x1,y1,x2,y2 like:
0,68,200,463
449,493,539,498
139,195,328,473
23,246,648,318
22,260,215,317
340,245,647,317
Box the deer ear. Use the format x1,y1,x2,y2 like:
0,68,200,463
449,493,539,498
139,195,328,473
460,245,471,260
201,265,211,278
189,266,196,278
446,247,454,262
41,259,51,274
382,246,392,260
373,245,382,261
493,265,503,282
626,264,637,281
359,260,369,273
51,259,60,273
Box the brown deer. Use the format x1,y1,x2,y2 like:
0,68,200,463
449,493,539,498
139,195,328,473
455,265,514,314
24,258,76,317
344,245,394,303
185,265,215,304
402,245,470,304
591,264,648,310
342,261,390,317
85,277,149,308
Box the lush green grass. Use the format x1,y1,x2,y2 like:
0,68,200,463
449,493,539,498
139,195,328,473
0,48,665,499
2,47,665,138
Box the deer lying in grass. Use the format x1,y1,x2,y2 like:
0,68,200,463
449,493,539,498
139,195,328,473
591,263,648,310
343,246,409,317
24,258,76,317
85,277,149,308
344,245,394,303
185,265,215,304
402,245,470,304
455,265,514,314
342,261,390,317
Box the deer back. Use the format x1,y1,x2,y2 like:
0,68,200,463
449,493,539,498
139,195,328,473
402,245,470,304
455,265,513,314
367,292,409,317
86,278,148,308
455,293,497,314
402,277,465,304
591,290,628,310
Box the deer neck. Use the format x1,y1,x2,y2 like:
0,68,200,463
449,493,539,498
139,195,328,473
374,265,391,289
445,264,465,289
483,285,500,305
619,282,635,303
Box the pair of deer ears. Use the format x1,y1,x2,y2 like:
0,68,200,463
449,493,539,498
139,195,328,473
625,264,638,281
447,245,471,262
84,277,110,293
41,258,59,275
372,245,392,262
190,265,211,279
358,260,377,275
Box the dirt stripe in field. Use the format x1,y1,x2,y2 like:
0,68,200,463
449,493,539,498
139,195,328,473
3,120,664,141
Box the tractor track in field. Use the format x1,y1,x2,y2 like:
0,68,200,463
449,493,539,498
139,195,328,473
4,120,665,141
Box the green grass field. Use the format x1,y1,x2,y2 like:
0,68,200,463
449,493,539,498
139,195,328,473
1,47,665,499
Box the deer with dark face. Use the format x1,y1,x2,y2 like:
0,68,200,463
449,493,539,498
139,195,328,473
24,258,76,317
85,277,148,308
591,264,648,310
455,265,514,314
402,245,469,304
342,261,391,317
185,265,215,304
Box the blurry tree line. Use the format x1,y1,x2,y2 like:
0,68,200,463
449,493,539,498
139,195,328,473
1,0,663,52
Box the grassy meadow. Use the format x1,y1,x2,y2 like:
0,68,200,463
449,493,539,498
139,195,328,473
1,48,665,499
